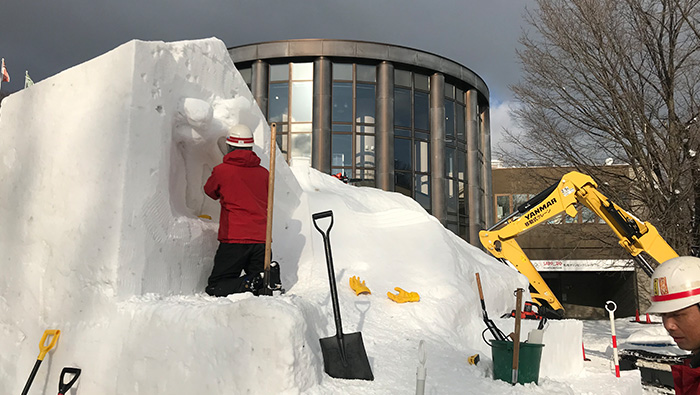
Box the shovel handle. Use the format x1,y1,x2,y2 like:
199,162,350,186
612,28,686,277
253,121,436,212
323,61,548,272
261,123,278,294
58,367,81,395
475,273,485,301
313,210,344,340
38,329,61,360
512,288,523,384
312,210,334,235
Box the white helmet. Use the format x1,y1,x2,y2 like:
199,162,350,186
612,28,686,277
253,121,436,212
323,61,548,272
226,124,254,147
647,256,700,314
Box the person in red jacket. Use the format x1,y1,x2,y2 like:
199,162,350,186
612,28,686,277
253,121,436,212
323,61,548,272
647,256,700,394
203,124,269,297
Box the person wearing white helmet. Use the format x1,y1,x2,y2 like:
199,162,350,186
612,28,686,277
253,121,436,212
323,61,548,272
203,124,268,296
647,255,700,394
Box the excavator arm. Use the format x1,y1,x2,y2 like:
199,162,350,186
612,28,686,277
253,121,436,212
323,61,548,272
480,171,678,319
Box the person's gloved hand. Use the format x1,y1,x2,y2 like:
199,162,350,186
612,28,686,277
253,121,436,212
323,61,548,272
387,287,420,303
349,276,371,295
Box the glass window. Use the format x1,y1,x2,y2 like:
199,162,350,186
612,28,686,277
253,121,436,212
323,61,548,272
415,131,429,140
333,124,352,132
394,88,411,128
457,150,465,181
291,81,312,122
356,64,376,82
415,74,429,91
356,134,375,168
355,168,375,183
356,125,375,134
445,83,454,100
455,103,465,140
333,82,353,123
415,140,429,173
456,87,465,103
496,195,511,221
290,133,312,158
459,181,466,216
415,174,431,210
270,64,289,81
445,100,455,138
414,91,429,130
268,83,289,123
394,138,412,171
395,172,412,196
332,134,352,167
395,128,411,138
447,179,458,212
445,147,455,178
291,62,313,80
356,84,376,124
333,63,353,80
395,69,412,87
291,123,312,132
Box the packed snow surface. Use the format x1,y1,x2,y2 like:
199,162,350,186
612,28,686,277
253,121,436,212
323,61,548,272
0,37,678,394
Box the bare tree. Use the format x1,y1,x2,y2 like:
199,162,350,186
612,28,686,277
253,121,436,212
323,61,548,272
502,0,700,255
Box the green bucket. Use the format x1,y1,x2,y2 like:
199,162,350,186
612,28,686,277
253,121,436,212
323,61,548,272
490,340,544,385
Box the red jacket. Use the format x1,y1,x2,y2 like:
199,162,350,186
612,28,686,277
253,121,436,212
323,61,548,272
672,354,700,395
204,150,269,243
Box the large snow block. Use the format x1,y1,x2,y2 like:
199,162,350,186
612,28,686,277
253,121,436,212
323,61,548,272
0,38,301,393
112,295,319,393
520,319,584,379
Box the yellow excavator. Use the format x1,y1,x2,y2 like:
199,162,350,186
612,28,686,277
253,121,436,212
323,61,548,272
480,171,678,319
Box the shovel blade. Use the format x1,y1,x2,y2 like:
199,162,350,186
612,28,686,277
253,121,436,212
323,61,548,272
320,332,374,381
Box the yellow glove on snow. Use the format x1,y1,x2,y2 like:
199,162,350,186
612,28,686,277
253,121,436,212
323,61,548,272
349,276,371,295
387,287,420,303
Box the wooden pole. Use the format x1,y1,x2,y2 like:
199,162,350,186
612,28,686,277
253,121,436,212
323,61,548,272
512,288,523,384
261,123,277,295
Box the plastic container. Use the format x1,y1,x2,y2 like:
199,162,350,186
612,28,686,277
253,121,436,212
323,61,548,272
491,340,544,385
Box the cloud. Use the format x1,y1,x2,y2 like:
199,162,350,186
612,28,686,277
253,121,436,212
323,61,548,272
489,100,523,158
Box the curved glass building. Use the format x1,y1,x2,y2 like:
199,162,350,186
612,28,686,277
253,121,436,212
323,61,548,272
229,39,492,244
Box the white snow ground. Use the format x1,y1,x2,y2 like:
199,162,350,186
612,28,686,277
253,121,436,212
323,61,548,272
0,37,683,394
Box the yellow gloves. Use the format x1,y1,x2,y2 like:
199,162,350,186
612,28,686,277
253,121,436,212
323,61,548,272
387,287,420,303
349,276,419,303
349,276,371,295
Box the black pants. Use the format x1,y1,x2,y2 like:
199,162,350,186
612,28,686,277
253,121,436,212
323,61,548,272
205,243,265,297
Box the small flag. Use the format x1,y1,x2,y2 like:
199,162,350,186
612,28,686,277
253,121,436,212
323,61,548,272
1,58,9,83
25,71,34,88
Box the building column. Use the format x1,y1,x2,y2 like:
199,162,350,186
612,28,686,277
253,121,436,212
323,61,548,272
376,61,395,191
312,57,331,173
481,106,493,228
430,73,446,225
251,60,268,118
466,89,481,244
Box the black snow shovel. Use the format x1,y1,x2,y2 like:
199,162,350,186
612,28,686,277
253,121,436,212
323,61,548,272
312,210,374,381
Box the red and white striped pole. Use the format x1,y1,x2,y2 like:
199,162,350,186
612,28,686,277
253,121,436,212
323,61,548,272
605,300,620,377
